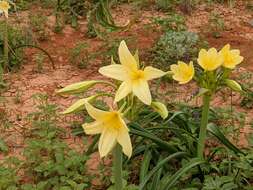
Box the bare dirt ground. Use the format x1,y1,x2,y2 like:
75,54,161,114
0,1,253,183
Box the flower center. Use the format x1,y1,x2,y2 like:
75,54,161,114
0,2,9,10
131,70,145,81
104,111,122,130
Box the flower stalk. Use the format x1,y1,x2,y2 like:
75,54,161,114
3,16,8,71
197,94,211,159
113,143,123,190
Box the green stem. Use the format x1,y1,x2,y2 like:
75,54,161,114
197,94,211,159
113,144,123,190
3,17,8,71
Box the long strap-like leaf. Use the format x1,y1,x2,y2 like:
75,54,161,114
161,158,206,190
207,123,245,155
139,152,188,190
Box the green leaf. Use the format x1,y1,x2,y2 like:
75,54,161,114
139,149,152,183
207,123,245,155
139,152,187,190
129,123,177,153
0,138,8,153
161,158,205,190
196,88,210,97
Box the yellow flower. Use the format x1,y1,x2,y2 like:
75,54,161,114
99,40,165,105
82,102,132,158
170,61,194,84
0,1,10,18
219,44,244,69
197,48,223,71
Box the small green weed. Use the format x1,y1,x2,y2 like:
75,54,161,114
208,11,225,38
29,12,49,41
153,13,186,32
70,42,90,69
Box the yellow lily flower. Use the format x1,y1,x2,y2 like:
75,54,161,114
99,40,166,105
82,102,132,158
219,44,244,69
0,1,10,18
170,61,194,84
197,48,223,71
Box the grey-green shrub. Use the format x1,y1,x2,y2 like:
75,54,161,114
151,31,207,70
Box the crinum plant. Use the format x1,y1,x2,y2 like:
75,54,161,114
169,44,244,159
57,40,167,189
0,0,10,72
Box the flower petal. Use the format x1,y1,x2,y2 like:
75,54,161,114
170,61,194,84
115,81,132,103
82,121,103,134
144,66,166,80
116,121,132,158
197,48,223,71
99,64,128,81
132,80,151,105
99,128,117,157
118,40,138,70
85,102,109,121
220,45,244,69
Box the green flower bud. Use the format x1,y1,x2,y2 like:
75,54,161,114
225,79,242,92
56,80,99,95
151,101,168,119
62,96,96,114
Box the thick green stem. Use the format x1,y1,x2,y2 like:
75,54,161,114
3,17,8,71
197,94,211,159
0,64,3,84
113,144,123,190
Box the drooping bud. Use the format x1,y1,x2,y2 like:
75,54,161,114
225,79,242,92
151,101,168,119
62,95,96,114
56,80,99,95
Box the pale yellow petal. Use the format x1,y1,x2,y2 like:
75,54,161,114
116,121,132,158
170,61,194,84
99,64,128,81
118,40,138,70
198,48,222,71
99,128,117,157
132,80,151,105
82,121,103,134
197,49,207,69
178,61,188,68
143,66,166,80
85,102,109,121
114,81,132,103
221,44,230,52
170,64,178,73
235,56,244,65
231,49,240,56
4,10,7,17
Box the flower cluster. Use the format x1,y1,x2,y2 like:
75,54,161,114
170,44,243,93
58,41,166,158
0,0,10,18
59,42,244,159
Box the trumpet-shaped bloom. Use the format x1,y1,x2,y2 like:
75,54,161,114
220,44,244,69
170,61,194,84
197,48,223,71
99,40,166,105
82,102,132,158
0,1,10,18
